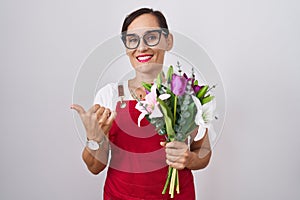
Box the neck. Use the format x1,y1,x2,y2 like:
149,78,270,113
129,72,159,89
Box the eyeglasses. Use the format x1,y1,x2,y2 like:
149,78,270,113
121,29,169,50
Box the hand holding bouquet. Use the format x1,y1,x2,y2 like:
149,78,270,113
134,62,216,198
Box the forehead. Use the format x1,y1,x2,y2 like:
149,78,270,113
127,14,160,33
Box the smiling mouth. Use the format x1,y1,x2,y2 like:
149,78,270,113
136,54,153,63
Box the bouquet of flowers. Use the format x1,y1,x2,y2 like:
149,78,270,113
134,62,216,198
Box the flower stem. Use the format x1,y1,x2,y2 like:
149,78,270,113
162,94,179,198
162,166,173,194
173,95,177,126
176,169,180,194
169,168,177,198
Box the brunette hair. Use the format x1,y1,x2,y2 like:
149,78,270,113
121,8,169,34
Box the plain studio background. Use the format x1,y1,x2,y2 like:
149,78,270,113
1,0,299,199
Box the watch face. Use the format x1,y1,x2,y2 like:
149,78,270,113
87,140,99,150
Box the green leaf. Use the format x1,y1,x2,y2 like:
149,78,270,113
201,95,214,104
196,85,208,99
156,72,163,89
161,85,175,98
194,80,198,86
167,65,174,84
177,102,197,137
142,82,152,92
157,98,175,141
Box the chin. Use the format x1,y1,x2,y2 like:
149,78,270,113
134,62,163,74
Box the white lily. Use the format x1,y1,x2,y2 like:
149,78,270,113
191,95,216,128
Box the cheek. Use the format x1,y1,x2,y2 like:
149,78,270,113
156,38,168,50
154,49,166,60
153,43,167,59
126,50,136,60
126,49,132,56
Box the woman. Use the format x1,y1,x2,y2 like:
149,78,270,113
71,8,212,200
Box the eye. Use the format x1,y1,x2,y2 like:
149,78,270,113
129,38,138,43
125,34,139,44
146,34,158,41
126,35,139,43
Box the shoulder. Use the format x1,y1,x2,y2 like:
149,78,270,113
95,82,118,97
93,83,118,110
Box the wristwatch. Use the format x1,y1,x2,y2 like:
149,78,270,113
86,137,105,151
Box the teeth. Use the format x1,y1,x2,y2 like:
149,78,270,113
137,56,152,61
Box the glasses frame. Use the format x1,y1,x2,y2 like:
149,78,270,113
121,29,169,50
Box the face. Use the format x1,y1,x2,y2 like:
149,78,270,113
124,14,173,74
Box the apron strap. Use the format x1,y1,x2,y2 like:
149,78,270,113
118,83,127,108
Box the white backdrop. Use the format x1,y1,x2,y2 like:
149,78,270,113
1,0,299,199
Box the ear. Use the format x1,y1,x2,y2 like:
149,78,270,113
166,33,174,51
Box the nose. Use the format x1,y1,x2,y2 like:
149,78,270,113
137,38,148,52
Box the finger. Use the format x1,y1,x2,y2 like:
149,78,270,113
111,110,117,117
106,111,116,124
105,111,116,124
70,104,85,115
166,159,185,170
165,148,185,156
166,141,188,149
98,108,111,124
88,104,101,113
96,107,105,119
94,104,101,112
104,108,111,117
166,154,180,162
166,159,173,166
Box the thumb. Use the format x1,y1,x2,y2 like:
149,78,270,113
70,104,85,115
160,141,166,147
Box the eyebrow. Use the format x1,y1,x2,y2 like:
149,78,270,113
125,29,161,36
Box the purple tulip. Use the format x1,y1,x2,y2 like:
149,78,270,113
193,85,202,94
171,74,188,96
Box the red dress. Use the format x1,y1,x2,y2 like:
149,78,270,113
104,100,195,200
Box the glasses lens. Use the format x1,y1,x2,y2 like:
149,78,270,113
144,31,161,46
123,30,164,49
125,34,139,49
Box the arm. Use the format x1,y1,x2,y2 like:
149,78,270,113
82,138,109,175
71,104,116,175
186,129,211,170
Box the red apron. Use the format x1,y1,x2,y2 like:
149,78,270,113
104,100,195,200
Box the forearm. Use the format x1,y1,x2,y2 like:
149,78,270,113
82,140,109,174
185,147,212,170
186,129,212,170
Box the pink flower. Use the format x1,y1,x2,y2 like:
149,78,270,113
135,84,170,127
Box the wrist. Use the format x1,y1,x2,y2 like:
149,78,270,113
87,134,104,143
86,136,107,151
